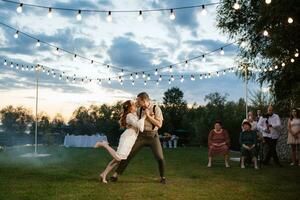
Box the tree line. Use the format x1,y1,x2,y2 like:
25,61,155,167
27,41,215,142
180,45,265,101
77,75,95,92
0,87,274,149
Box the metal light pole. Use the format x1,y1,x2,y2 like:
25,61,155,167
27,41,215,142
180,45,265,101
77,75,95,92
245,65,248,119
34,65,40,154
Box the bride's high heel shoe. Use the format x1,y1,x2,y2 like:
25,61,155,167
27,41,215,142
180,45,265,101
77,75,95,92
99,174,108,184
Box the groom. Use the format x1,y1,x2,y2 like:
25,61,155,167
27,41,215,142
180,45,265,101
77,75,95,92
111,92,166,184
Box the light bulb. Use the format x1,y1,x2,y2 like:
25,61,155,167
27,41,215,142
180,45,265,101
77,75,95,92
36,40,41,47
169,65,173,73
180,76,184,82
135,73,139,79
10,62,13,68
201,5,207,15
4,60,7,66
106,11,112,22
159,75,162,81
137,11,143,22
130,74,133,80
108,78,111,84
48,8,53,18
281,62,285,67
233,1,240,10
170,9,176,20
147,74,151,80
288,17,293,24
295,52,299,57
55,48,59,55
154,69,158,76
220,48,224,55
14,31,19,39
17,3,23,13
263,30,269,36
144,81,147,86
132,81,135,86
274,65,278,69
265,0,271,4
291,58,295,63
168,79,171,84
76,10,82,21
120,69,124,76
184,61,188,68
142,72,146,78
156,81,159,85
202,55,206,62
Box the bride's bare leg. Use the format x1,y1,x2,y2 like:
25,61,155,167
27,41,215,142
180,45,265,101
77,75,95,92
94,142,121,161
100,159,120,183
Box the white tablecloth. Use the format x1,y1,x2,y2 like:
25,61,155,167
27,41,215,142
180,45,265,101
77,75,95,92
64,135,108,147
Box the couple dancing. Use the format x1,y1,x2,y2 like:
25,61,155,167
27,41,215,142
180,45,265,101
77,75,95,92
94,92,166,184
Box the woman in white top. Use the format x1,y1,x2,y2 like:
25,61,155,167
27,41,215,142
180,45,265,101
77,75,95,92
287,109,300,166
94,100,146,183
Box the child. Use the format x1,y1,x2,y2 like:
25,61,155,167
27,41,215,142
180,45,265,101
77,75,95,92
94,100,146,183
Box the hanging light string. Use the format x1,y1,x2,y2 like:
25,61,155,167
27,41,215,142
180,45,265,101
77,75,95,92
1,0,219,13
2,53,297,86
0,21,132,73
0,21,237,77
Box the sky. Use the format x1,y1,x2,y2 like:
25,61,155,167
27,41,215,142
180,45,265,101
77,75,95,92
0,0,262,120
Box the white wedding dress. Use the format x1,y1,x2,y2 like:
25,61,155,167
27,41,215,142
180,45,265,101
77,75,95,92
116,113,145,160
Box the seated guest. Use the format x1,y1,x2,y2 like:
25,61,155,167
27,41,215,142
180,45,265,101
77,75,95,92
240,120,259,169
207,121,230,168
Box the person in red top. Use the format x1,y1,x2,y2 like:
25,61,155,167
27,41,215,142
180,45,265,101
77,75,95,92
207,120,230,168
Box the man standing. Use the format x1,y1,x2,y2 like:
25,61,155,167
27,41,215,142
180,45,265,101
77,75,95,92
257,105,282,166
111,92,166,184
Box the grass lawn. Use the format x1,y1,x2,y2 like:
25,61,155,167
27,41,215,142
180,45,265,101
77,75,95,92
0,146,300,200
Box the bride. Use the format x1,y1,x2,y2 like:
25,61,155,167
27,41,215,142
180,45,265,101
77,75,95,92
94,100,146,183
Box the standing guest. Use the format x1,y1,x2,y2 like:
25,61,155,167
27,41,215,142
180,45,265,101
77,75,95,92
240,120,258,169
257,105,282,166
287,109,300,166
242,111,257,131
256,110,262,122
207,121,230,168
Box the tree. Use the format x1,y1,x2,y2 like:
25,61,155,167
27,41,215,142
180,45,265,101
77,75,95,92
161,87,188,132
51,113,66,133
217,0,300,114
0,105,34,134
68,106,95,135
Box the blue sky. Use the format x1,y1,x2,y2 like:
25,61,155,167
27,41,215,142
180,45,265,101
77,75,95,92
0,0,262,118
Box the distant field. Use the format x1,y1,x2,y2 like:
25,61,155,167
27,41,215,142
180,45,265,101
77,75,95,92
0,146,299,200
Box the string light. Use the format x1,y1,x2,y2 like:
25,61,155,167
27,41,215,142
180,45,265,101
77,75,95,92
120,69,124,76
159,75,162,82
144,81,147,86
288,17,293,24
171,75,175,81
233,1,240,10
137,10,143,22
14,31,19,39
142,72,146,78
76,10,82,21
191,75,195,81
154,69,158,76
281,62,285,67
156,80,159,85
131,80,135,86
10,62,13,68
295,52,299,57
108,78,111,84
169,65,173,73
263,30,269,36
220,48,224,55
16,3,23,13
55,47,59,55
135,73,139,79
201,5,207,15
202,55,206,62
147,74,151,80
265,0,271,4
106,11,112,22
184,61,188,68
180,75,184,82
168,79,171,84
169,9,176,20
130,74,133,80
15,64,19,69
291,58,295,63
3,60,7,65
48,8,53,18
36,40,41,47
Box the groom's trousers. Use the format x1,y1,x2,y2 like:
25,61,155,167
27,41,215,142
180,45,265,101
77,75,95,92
115,131,165,177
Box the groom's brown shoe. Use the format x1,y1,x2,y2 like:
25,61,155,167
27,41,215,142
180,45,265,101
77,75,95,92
109,176,118,182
